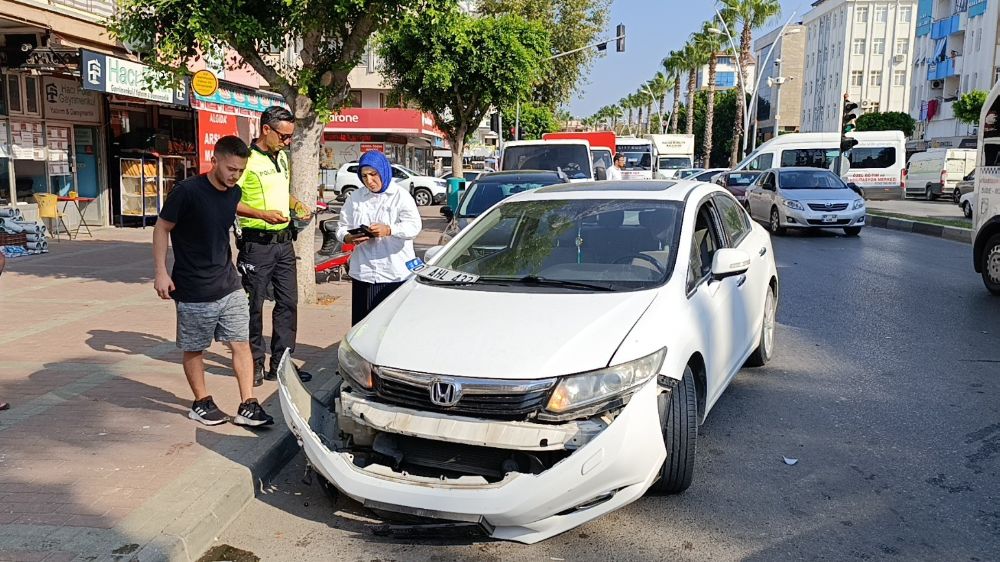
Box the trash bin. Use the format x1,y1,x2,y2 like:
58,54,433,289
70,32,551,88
447,177,467,210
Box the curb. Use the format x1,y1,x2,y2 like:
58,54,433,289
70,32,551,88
867,213,972,244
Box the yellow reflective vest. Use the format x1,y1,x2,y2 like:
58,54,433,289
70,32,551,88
238,145,290,232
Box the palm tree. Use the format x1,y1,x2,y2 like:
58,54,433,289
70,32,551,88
635,91,645,136
695,21,725,167
647,72,672,135
620,96,635,136
607,105,623,132
680,41,708,136
721,0,781,165
663,50,685,133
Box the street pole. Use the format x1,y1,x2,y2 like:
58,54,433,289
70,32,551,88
773,56,783,140
642,84,661,137
745,11,798,154
515,99,520,140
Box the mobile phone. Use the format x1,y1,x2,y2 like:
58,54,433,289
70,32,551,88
348,225,374,237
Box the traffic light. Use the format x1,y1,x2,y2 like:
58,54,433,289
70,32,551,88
489,112,500,135
841,97,860,153
616,24,625,53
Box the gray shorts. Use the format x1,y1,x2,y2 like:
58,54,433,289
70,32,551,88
175,289,250,352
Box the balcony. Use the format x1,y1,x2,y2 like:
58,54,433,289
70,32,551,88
19,0,115,22
931,13,966,39
917,15,933,37
927,55,963,80
969,0,987,17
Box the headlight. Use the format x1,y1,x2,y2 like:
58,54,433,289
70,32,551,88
545,348,667,415
852,199,865,210
783,199,804,210
338,338,373,390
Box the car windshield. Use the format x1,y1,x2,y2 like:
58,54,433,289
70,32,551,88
621,151,652,170
430,199,682,291
659,157,691,169
501,145,591,179
457,177,562,217
778,169,849,189
395,164,419,176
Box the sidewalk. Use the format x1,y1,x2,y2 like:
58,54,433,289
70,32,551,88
865,198,972,243
0,208,446,561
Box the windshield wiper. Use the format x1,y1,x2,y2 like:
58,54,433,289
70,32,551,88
500,275,616,291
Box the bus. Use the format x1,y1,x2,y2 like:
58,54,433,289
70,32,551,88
615,137,654,180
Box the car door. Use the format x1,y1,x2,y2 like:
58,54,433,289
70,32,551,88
748,172,770,219
686,198,738,408
714,193,767,365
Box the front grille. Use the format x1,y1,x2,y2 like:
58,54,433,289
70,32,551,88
807,203,849,211
373,368,556,420
806,219,851,225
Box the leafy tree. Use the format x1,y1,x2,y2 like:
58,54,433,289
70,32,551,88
693,20,726,166
110,0,448,303
663,50,685,133
676,88,744,167
380,7,550,177
502,102,558,140
953,90,989,125
646,72,673,133
854,111,916,137
679,40,709,135
478,0,611,108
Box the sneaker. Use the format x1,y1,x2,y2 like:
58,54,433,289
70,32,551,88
253,363,265,387
188,396,229,426
233,398,274,427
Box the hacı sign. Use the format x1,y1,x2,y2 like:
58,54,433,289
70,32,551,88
43,77,100,123
81,49,189,106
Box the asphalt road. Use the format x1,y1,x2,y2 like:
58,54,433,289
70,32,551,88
206,226,1000,562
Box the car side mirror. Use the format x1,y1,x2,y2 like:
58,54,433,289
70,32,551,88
424,245,445,263
847,182,863,196
964,173,973,181
440,206,454,221
711,248,752,280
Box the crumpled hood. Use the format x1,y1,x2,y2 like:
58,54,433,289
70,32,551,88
348,281,658,379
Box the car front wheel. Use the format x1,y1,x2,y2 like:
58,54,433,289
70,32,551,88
650,365,697,495
413,188,432,207
746,286,776,367
981,234,1000,295
769,207,785,235
963,201,973,218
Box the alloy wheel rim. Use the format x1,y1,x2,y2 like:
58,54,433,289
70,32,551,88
988,246,1000,285
763,291,775,355
771,211,779,232
416,191,430,206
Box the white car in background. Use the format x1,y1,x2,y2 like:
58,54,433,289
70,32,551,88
335,162,447,206
961,191,976,219
745,167,866,237
277,179,779,544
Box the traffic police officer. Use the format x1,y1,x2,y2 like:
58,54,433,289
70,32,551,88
236,106,312,386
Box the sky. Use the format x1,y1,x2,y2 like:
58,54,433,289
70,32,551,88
567,0,806,117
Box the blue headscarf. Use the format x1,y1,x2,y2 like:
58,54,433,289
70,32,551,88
357,150,392,194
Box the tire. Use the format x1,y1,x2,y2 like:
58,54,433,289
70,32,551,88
769,207,785,235
649,365,698,495
963,201,973,218
927,185,937,201
843,226,861,236
981,234,1000,295
953,188,962,204
413,188,432,207
746,287,776,367
339,186,357,201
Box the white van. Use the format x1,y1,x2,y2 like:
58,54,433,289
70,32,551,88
904,148,976,201
500,140,594,182
735,131,907,200
971,79,1000,294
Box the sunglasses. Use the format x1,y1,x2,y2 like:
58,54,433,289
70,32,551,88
266,124,293,141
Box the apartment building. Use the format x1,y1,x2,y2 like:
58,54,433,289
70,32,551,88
910,0,998,150
696,55,757,94
801,0,918,133
754,23,806,142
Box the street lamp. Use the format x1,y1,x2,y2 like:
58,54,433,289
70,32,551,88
641,84,660,136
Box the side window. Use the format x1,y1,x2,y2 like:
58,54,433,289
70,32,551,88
688,201,724,290
347,165,359,174
392,167,407,179
747,153,774,171
714,195,751,246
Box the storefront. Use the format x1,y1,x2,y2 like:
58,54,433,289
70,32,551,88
192,82,287,172
321,108,445,176
81,49,195,226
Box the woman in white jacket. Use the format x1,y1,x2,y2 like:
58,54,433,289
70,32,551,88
336,150,423,324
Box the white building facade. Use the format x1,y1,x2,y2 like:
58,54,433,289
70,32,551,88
801,0,918,133
695,56,756,94
910,0,999,150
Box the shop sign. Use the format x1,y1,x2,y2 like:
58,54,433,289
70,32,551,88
198,111,239,173
360,143,384,153
324,108,444,139
192,70,219,97
43,77,100,123
193,85,287,114
81,49,189,106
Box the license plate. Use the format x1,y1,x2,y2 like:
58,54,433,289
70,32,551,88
821,214,837,223
406,258,480,283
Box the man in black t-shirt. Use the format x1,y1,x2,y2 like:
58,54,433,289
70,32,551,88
153,136,273,427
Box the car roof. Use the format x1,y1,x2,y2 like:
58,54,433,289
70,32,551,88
475,170,563,179
510,179,718,202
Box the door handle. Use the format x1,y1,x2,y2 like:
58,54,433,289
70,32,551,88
759,247,767,257
736,274,747,287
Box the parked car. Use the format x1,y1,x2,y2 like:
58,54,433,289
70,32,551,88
961,191,976,218
744,167,866,236
688,168,728,183
440,169,494,182
714,170,763,202
955,168,976,203
905,148,976,201
277,178,778,544
335,162,447,206
438,170,568,244
674,168,704,179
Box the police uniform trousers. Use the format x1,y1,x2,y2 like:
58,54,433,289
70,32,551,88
237,229,297,371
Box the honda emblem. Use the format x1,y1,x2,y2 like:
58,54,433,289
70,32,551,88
429,379,461,407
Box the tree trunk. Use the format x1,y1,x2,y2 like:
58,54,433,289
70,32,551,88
670,77,681,133
289,108,322,304
731,22,753,166
686,69,696,135
659,95,667,133
627,108,634,135
704,55,717,167
637,107,644,136
451,125,467,182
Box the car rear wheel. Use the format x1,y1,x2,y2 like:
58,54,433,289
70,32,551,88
953,188,962,203
746,287,776,367
843,226,861,236
769,207,785,235
981,234,1000,295
963,201,973,218
413,188,432,207
650,365,697,495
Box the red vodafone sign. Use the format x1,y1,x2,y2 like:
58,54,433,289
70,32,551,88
324,108,444,139
198,111,239,173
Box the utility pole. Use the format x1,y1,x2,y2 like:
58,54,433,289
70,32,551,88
838,94,860,177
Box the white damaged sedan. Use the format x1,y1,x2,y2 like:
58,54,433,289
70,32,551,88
277,179,779,543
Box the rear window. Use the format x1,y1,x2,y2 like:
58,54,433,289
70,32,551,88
502,145,591,179
458,176,563,217
849,147,897,168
